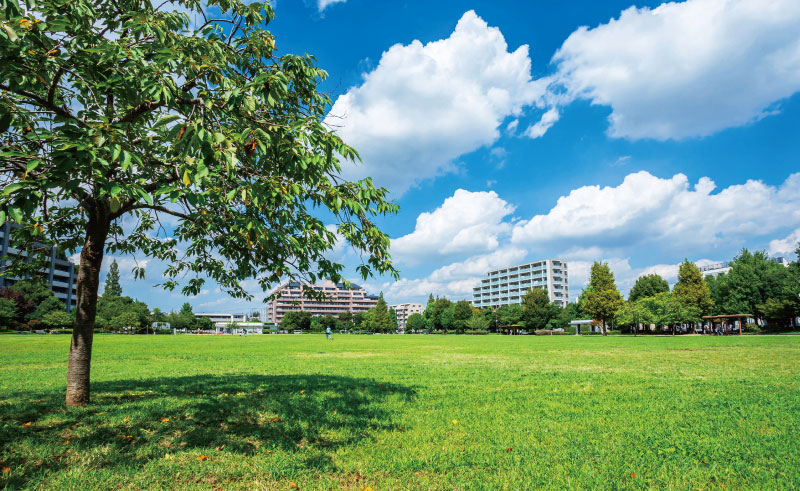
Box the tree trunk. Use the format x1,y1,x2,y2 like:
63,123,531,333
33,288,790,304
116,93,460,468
66,214,109,407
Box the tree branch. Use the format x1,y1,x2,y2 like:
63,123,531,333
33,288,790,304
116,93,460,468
113,97,204,124
0,83,87,128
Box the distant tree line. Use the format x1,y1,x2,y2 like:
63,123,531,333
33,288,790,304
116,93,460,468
0,259,216,333
598,246,800,334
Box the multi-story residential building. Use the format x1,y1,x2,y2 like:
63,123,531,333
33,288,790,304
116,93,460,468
472,259,569,309
390,302,424,330
264,280,379,325
0,221,77,312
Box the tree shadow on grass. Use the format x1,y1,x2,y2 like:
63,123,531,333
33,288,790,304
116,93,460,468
0,374,415,487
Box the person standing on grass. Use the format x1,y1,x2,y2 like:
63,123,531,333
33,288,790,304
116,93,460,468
326,326,332,340
243,327,247,338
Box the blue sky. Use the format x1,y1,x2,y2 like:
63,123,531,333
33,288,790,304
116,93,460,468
103,0,800,313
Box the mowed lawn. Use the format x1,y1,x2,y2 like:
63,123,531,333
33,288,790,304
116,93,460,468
1,335,799,490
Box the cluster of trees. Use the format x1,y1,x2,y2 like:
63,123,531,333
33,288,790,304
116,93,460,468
404,291,581,334
280,293,400,333
705,249,800,328
0,278,73,330
0,260,198,332
580,246,800,334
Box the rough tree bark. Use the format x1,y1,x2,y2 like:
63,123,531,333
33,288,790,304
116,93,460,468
65,210,109,407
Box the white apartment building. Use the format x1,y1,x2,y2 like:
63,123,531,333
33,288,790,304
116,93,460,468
390,302,424,330
472,259,569,309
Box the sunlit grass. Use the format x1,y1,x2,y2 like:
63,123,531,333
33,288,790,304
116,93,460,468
1,334,798,489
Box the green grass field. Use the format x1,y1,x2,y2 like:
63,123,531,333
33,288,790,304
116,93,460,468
1,334,798,490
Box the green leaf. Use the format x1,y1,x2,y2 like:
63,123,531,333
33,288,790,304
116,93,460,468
0,210,5,224
3,183,23,196
1,23,18,42
153,114,181,129
26,160,40,173
121,150,132,171
8,205,22,223
136,188,154,206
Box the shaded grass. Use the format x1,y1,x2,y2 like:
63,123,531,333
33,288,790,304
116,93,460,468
1,334,799,489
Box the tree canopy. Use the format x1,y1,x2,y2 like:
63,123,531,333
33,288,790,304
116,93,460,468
103,260,122,297
628,274,669,302
581,262,623,335
672,260,713,322
520,287,553,331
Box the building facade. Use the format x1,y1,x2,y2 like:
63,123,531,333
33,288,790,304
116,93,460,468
472,259,569,309
195,313,247,324
0,222,77,312
264,280,379,325
390,302,424,330
698,256,789,277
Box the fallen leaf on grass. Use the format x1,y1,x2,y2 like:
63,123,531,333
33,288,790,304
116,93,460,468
123,417,130,422
362,487,373,491
122,435,133,440
300,390,305,395
2,467,10,474
270,416,281,423
451,419,458,425
196,455,208,461
216,444,225,451
163,454,173,460
631,473,635,478
236,392,244,396
160,417,170,423
506,448,512,452
289,481,298,489
22,422,31,427
332,410,336,415
63,440,70,445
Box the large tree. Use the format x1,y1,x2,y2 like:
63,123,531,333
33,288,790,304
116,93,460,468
521,287,552,331
0,0,397,406
103,259,122,297
628,274,669,303
451,300,473,333
369,293,393,333
672,260,713,323
582,262,624,335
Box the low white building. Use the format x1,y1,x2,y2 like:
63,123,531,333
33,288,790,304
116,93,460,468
698,256,789,277
195,313,247,324
214,322,263,334
391,303,425,330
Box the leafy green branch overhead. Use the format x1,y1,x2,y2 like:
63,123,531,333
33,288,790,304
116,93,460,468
0,0,399,298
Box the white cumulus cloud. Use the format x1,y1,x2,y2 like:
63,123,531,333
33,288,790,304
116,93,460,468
545,0,800,140
327,10,546,194
512,171,800,251
392,189,515,264
769,228,800,257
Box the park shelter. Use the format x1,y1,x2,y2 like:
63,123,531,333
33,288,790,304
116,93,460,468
701,314,753,335
570,319,599,334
